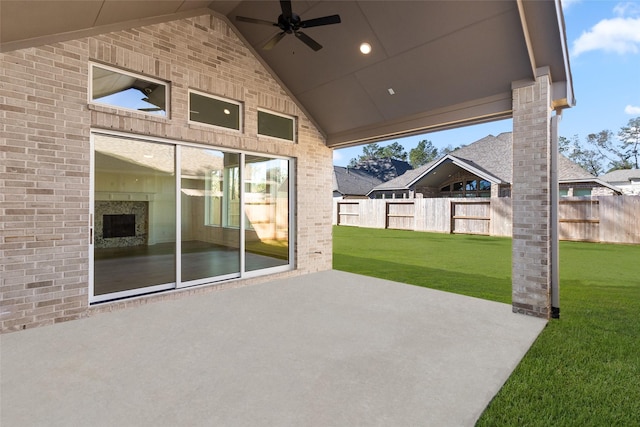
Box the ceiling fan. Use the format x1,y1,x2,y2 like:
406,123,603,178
236,0,341,51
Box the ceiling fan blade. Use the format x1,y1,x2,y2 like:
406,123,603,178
295,31,322,51
236,16,277,26
263,32,287,50
280,0,293,20
300,14,341,28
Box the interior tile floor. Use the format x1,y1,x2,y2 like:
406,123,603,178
94,240,286,295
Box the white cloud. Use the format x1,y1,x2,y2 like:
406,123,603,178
625,105,640,115
572,16,640,56
614,2,640,17
333,150,343,162
562,0,582,11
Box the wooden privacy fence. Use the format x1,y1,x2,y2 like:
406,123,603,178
334,196,640,244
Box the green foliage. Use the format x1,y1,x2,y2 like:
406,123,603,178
349,142,408,166
408,139,439,168
333,227,640,426
562,117,640,173
559,134,605,176
618,117,640,169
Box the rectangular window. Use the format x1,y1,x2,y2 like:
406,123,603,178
189,90,241,131
90,63,168,116
258,109,295,141
574,188,592,197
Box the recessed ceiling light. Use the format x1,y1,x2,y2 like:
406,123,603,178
223,109,231,115
359,42,372,55
388,88,395,95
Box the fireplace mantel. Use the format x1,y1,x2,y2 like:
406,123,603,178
95,192,155,202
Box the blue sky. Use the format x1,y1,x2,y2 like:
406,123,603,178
333,0,640,166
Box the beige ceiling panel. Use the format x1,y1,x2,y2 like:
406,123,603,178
0,0,103,43
519,0,569,84
354,9,531,122
297,75,384,135
244,2,385,95
94,0,186,26
358,0,515,57
178,0,216,12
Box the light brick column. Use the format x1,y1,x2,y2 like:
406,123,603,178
511,69,554,318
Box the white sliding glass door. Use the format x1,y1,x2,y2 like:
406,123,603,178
90,132,293,303
92,135,176,301
179,147,240,286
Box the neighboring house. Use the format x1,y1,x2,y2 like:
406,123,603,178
333,158,411,199
333,166,384,199
351,158,413,182
600,169,640,195
369,133,621,199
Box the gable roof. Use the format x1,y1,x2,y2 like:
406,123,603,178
371,132,597,193
333,166,384,197
350,158,412,182
600,169,640,183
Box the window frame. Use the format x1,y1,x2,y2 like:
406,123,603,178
188,89,243,132
89,62,170,117
257,108,296,142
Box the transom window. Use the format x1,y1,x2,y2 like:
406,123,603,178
258,109,295,142
440,178,491,197
189,90,241,131
90,63,168,116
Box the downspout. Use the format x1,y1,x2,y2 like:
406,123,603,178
551,114,560,319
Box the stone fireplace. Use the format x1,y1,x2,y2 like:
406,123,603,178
95,201,148,248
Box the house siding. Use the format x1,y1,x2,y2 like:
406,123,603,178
1,14,332,333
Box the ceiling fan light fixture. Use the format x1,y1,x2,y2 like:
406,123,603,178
359,42,372,55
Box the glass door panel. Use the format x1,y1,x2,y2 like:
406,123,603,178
244,156,289,272
93,135,176,299
180,147,240,284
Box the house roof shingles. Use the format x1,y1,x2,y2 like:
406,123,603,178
333,166,384,197
600,169,640,183
372,132,595,192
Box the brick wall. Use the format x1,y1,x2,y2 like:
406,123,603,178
1,14,332,332
511,71,553,318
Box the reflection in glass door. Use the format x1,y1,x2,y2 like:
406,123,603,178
92,135,176,301
244,156,290,272
92,132,293,302
180,147,240,285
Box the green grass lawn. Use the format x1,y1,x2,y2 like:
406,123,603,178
333,226,640,426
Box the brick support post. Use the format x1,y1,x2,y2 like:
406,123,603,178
511,70,554,318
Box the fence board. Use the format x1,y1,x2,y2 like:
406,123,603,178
337,202,360,227
386,202,415,230
334,196,640,244
451,201,491,235
559,198,599,242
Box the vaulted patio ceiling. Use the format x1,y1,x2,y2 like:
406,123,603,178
0,0,573,148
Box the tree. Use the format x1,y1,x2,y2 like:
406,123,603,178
587,129,633,171
559,135,605,176
559,118,640,175
379,142,408,161
618,117,640,169
348,142,408,166
409,139,439,168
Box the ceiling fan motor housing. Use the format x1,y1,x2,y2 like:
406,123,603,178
278,13,301,33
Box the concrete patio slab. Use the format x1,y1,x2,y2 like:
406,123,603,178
1,270,546,426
